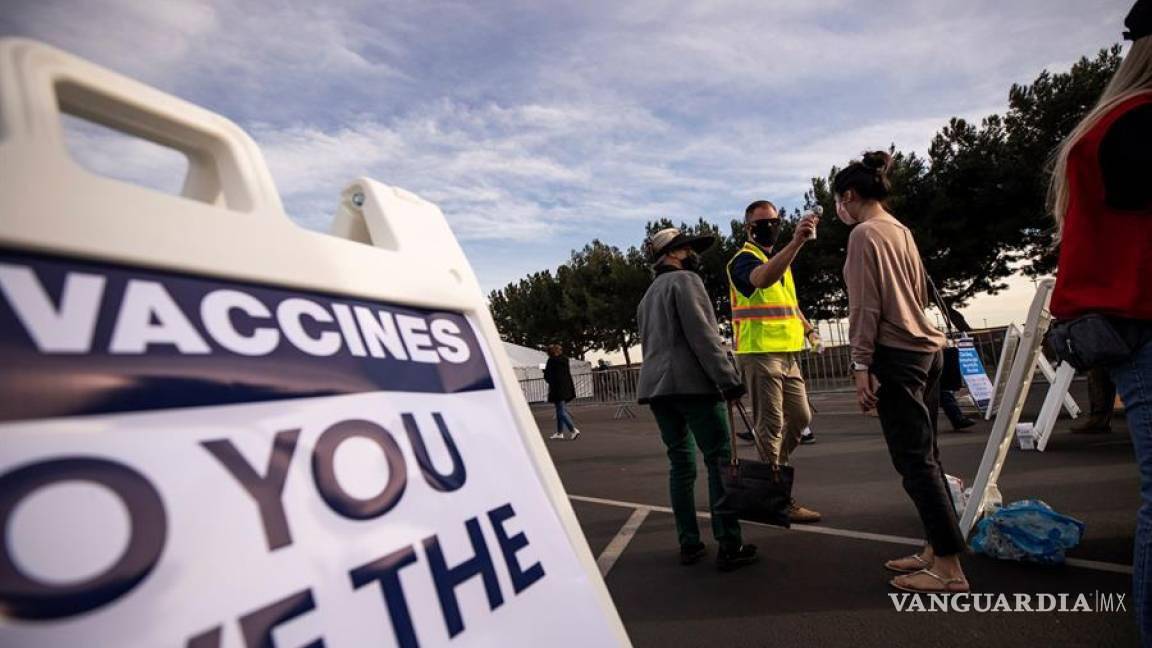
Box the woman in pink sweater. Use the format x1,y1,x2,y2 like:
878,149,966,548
836,151,970,594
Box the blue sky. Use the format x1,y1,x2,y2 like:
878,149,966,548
0,0,1131,328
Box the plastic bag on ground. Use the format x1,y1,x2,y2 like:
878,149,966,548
969,499,1085,565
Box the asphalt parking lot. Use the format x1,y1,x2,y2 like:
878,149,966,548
533,381,1141,647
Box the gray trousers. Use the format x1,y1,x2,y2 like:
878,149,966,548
737,352,812,465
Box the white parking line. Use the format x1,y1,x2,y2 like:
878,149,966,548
570,494,1134,576
1064,558,1134,575
596,507,651,577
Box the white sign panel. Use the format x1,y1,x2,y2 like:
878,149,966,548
0,251,622,647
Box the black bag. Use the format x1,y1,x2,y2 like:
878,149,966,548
1047,314,1134,371
941,346,963,392
714,402,793,528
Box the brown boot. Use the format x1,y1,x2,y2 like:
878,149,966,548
1070,412,1112,434
1072,368,1116,433
788,502,822,523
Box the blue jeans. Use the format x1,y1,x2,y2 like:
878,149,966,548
554,401,576,434
1112,341,1152,641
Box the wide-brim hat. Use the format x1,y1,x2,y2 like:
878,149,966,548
648,227,716,261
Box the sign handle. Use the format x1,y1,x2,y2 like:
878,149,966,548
0,38,285,218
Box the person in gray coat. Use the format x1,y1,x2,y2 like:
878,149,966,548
637,227,757,571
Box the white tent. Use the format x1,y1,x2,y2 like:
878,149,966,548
502,341,593,402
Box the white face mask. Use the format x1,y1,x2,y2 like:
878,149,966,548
836,198,855,225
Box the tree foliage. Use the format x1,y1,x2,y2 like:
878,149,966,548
797,46,1120,312
560,241,650,365
488,269,596,359
488,241,650,363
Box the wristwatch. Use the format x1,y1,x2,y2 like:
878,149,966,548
852,361,869,372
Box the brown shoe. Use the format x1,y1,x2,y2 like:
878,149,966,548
788,503,822,523
1070,413,1112,434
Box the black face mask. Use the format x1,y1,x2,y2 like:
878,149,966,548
751,219,782,247
681,252,701,272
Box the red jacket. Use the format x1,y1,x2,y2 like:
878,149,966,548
1051,93,1152,320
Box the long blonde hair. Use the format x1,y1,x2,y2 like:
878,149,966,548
1049,38,1152,233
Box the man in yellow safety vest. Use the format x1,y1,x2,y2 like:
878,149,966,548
726,200,822,523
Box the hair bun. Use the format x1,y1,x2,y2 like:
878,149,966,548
861,150,892,172
832,149,893,201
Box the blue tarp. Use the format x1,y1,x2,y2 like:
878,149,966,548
970,499,1086,565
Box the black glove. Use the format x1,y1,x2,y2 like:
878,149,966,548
721,384,747,402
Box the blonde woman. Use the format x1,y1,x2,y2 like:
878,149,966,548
1050,0,1152,638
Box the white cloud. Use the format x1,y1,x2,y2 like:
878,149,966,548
246,106,600,239
45,90,1050,249
755,105,1006,189
2,0,1129,295
3,0,406,100
9,0,217,83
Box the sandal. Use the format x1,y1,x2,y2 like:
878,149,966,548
884,553,931,574
889,569,969,594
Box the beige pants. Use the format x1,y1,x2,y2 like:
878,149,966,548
737,352,812,465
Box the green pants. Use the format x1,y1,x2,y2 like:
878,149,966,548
649,398,742,549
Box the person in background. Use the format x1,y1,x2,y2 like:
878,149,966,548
637,227,757,571
940,305,976,431
725,200,823,523
837,150,970,594
1049,0,1152,635
544,344,581,440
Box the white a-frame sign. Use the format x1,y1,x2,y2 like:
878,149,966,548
0,39,630,647
960,278,1081,536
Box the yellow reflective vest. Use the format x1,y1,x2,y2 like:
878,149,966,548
726,242,806,353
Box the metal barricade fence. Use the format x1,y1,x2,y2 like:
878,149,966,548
797,325,1004,392
518,377,549,404
514,368,642,418
515,326,1011,405
591,368,642,418
797,346,854,393
796,326,1009,394
591,368,640,403
517,372,597,405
